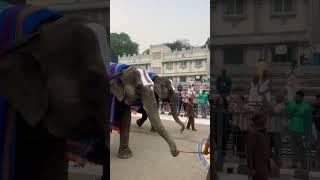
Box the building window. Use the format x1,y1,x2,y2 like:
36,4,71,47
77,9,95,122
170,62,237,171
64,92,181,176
166,62,173,69
152,52,161,59
271,0,296,16
224,0,246,17
194,60,203,67
180,76,186,82
223,47,244,64
180,61,187,68
272,45,294,63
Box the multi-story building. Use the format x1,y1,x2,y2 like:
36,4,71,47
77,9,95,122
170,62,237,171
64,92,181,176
119,44,210,85
212,0,320,98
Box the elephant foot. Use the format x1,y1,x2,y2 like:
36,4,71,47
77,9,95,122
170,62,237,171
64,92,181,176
150,127,156,133
118,147,133,159
180,126,185,133
136,119,143,127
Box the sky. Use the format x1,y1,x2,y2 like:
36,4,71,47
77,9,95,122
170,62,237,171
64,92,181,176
110,0,210,54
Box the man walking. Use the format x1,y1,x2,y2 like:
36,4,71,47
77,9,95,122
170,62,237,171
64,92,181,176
199,90,208,118
216,69,232,99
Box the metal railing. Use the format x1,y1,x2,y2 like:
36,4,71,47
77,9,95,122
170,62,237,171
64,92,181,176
213,101,320,175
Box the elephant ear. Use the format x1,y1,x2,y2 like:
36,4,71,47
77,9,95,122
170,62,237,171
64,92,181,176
0,51,48,127
110,77,125,101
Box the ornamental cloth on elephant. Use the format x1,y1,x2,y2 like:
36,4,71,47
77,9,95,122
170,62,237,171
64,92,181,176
131,72,159,113
0,3,62,180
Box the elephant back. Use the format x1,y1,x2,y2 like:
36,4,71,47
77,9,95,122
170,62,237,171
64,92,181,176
0,3,63,55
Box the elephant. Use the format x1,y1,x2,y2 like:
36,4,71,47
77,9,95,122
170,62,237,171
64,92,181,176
135,73,185,133
110,63,179,159
0,4,109,180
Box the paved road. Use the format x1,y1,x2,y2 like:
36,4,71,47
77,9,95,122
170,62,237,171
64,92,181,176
110,117,210,180
68,116,210,180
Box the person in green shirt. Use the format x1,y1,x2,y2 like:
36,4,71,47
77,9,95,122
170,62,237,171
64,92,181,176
199,90,209,118
287,90,312,169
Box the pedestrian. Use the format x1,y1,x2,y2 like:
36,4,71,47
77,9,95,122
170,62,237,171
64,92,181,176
312,94,320,140
287,65,299,103
230,95,251,161
256,58,269,79
247,111,271,180
193,90,200,116
258,70,272,103
186,97,197,131
199,90,209,118
214,95,231,158
182,91,189,115
312,94,320,166
216,69,232,99
267,94,286,167
248,74,263,109
287,90,312,169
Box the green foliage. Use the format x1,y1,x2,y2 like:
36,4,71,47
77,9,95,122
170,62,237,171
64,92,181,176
164,40,191,51
110,32,139,62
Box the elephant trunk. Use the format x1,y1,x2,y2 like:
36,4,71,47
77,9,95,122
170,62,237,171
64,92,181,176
169,91,185,133
142,87,179,157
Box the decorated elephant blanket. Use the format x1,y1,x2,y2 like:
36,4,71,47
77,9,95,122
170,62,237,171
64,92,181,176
0,3,62,180
0,3,63,55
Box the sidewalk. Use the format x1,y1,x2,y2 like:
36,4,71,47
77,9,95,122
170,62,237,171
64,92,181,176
131,111,210,126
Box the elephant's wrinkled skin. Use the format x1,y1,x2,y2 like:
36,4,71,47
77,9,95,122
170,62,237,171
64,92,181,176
1,16,109,180
136,76,185,132
110,67,179,159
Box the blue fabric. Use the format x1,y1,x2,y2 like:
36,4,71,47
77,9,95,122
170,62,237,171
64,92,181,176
148,72,158,81
21,7,62,38
109,63,129,132
0,4,63,54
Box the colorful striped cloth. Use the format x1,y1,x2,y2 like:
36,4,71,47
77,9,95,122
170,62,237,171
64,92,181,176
0,3,63,55
0,3,62,180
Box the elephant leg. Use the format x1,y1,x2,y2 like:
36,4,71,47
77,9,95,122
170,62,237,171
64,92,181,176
118,103,133,159
136,109,148,127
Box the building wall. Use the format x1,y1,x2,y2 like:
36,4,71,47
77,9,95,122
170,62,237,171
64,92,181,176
214,0,308,36
119,45,210,84
212,0,319,72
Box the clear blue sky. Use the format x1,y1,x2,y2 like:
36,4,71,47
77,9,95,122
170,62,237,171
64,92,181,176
111,0,210,54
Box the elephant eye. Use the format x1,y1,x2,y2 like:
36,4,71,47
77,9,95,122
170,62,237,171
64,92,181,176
136,84,143,90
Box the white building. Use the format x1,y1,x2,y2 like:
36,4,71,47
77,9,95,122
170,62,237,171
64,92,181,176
118,44,210,85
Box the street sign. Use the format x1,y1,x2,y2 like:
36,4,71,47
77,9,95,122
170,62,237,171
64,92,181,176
275,45,287,55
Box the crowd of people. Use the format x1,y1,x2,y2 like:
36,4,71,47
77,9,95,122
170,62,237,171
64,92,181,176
210,59,320,179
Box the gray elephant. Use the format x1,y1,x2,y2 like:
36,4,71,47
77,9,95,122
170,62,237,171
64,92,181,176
135,72,185,133
0,4,109,180
110,63,179,159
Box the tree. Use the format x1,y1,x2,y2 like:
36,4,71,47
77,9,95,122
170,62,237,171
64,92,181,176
110,32,139,62
165,40,191,51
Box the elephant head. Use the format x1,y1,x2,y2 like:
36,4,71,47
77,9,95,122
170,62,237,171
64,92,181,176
110,67,179,157
0,16,108,140
153,77,185,132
